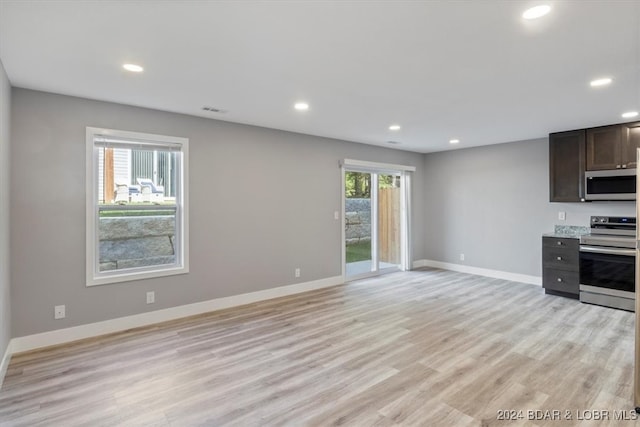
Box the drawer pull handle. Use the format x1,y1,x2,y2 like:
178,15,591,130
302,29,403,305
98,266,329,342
556,256,562,261
557,278,562,282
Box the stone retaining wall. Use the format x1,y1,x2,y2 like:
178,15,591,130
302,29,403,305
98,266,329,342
99,216,175,271
345,198,371,245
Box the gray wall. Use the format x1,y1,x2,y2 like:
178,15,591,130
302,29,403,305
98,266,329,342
10,88,425,337
423,138,635,276
0,61,10,358
9,87,635,339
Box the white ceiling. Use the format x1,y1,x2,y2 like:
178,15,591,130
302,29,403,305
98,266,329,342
1,0,639,153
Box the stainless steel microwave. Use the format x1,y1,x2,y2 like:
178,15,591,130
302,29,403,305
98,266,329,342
585,169,636,201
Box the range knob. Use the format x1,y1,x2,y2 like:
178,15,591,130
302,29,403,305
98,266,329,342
600,217,607,223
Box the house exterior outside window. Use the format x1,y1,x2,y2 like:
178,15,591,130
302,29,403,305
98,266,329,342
86,127,189,286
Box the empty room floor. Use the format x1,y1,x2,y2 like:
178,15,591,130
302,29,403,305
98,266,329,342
0,268,638,426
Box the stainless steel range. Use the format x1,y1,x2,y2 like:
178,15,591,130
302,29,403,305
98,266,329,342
579,216,636,311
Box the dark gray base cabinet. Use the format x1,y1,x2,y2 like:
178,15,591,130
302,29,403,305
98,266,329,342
542,236,579,298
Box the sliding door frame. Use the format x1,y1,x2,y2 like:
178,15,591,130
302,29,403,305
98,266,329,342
341,159,415,281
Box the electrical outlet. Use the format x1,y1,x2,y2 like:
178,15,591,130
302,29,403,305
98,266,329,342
54,305,66,320
334,211,340,220
295,268,301,278
146,291,155,304
460,253,465,261
558,211,566,221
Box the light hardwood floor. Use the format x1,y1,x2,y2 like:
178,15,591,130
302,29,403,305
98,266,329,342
1,268,639,426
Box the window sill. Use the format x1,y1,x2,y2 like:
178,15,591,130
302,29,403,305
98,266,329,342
86,265,189,287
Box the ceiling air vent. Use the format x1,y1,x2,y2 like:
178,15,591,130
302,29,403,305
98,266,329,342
202,106,227,113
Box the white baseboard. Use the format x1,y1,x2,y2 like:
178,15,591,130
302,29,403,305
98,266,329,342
0,339,12,390
412,260,429,269
10,275,344,354
412,259,541,286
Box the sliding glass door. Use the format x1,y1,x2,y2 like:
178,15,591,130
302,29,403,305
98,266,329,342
343,165,410,279
344,171,374,276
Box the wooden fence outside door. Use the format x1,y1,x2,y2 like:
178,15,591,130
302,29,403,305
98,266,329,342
378,187,401,264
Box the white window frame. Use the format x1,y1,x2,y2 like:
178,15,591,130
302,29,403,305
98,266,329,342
86,127,189,286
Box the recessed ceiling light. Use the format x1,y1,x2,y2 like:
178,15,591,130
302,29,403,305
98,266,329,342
389,124,401,131
449,139,460,144
622,111,639,119
522,5,551,20
122,63,144,73
590,77,613,87
294,102,309,111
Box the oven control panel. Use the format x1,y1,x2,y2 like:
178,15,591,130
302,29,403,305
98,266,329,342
591,216,636,225
589,216,636,236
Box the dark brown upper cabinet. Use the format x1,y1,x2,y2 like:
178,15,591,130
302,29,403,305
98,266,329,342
549,129,586,202
586,125,621,170
586,122,640,170
621,121,640,169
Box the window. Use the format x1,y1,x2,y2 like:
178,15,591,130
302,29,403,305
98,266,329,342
86,127,189,286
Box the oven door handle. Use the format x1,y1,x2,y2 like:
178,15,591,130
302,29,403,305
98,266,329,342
579,245,636,256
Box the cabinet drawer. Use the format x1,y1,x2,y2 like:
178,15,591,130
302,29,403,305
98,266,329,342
543,268,579,294
543,237,578,250
542,247,579,270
